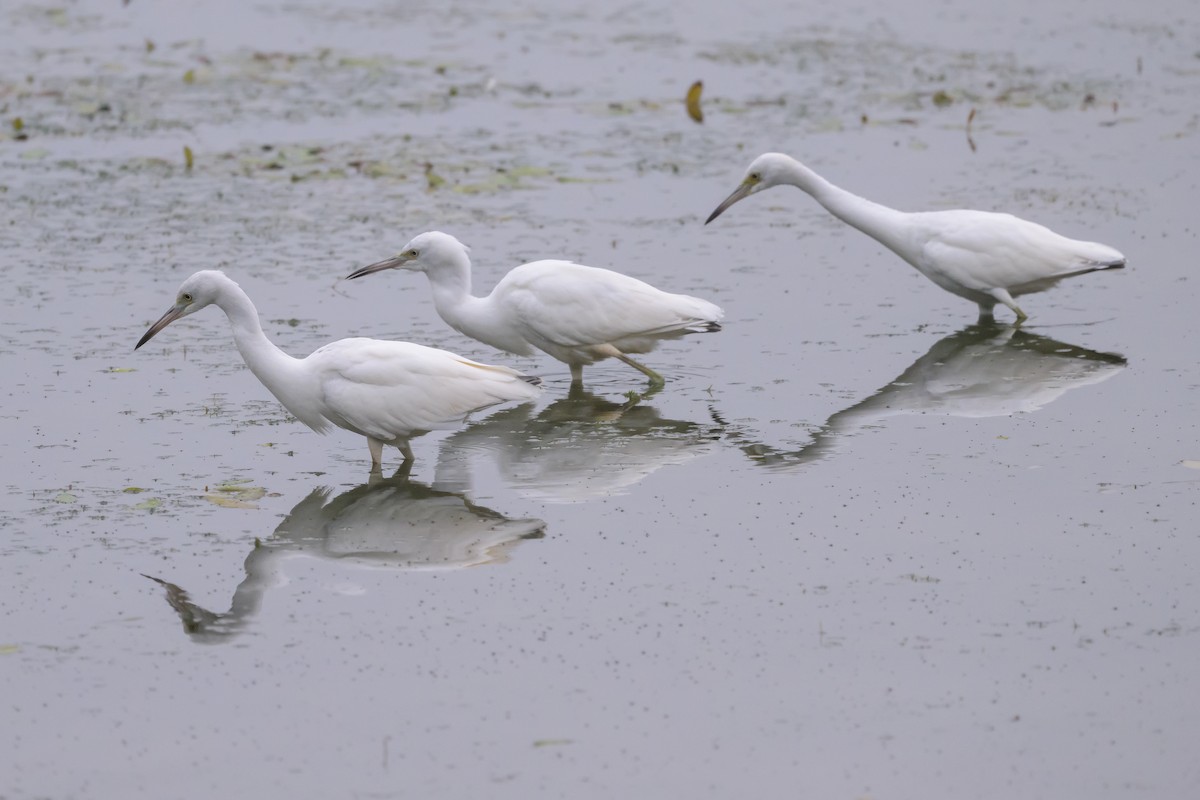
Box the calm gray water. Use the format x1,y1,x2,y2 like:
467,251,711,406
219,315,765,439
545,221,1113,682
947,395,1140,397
2,1,1198,797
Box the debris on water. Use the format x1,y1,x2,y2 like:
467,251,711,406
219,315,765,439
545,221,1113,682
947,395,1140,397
685,80,704,123
932,90,954,107
966,107,977,152
183,146,194,171
204,480,267,509
182,69,196,84
424,162,446,190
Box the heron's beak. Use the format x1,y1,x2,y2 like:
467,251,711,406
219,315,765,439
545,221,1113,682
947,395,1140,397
135,304,187,350
705,181,755,225
346,254,412,280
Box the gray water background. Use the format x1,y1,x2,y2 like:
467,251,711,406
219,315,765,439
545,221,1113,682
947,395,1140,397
2,0,1198,797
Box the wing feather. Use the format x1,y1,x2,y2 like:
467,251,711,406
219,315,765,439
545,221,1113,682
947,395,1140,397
494,261,722,348
307,339,539,440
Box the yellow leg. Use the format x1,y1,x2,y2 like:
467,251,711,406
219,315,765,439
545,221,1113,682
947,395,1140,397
989,288,1028,325
613,353,665,390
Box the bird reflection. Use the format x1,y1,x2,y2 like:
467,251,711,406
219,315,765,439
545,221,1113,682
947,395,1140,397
144,466,545,643
437,386,723,502
734,323,1127,467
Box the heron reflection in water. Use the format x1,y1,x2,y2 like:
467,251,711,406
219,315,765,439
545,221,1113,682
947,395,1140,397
436,386,725,503
732,323,1127,468
144,466,545,642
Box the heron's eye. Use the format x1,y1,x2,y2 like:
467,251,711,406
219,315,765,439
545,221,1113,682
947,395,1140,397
407,249,419,258
749,172,761,182
181,292,193,303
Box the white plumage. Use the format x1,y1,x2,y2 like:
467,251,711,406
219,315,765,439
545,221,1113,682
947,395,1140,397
707,152,1125,322
135,270,541,468
347,231,723,388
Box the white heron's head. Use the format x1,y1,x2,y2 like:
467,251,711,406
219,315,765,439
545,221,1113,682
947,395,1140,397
135,270,229,350
346,231,471,280
705,152,796,224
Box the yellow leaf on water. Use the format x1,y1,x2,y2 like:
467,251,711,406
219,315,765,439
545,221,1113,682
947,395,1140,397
685,80,704,123
12,117,23,132
182,69,195,84
0,644,19,655
183,145,194,171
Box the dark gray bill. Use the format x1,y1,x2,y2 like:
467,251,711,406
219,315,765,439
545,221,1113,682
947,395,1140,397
135,305,187,350
705,183,754,225
346,255,408,280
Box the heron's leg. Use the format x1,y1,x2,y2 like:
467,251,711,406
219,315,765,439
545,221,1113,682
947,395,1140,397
569,363,584,385
613,353,665,391
398,440,415,463
976,300,997,323
368,438,384,472
987,288,1028,325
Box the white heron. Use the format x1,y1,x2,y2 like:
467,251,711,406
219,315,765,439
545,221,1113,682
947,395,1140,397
706,152,1126,322
346,231,723,389
135,270,541,469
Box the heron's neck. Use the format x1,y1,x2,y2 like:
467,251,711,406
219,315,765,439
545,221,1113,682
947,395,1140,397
213,281,301,395
424,256,506,348
781,159,911,254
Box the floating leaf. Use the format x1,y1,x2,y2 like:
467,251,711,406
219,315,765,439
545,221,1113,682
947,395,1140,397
145,39,155,53
134,497,162,510
205,481,266,509
0,644,18,655
182,69,195,84
532,739,573,748
932,90,954,107
11,117,23,132
123,487,147,494
54,491,77,503
103,367,136,373
183,145,194,171
685,80,704,123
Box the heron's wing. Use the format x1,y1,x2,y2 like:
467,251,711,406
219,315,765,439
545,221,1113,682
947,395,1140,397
495,261,722,347
917,211,1124,291
311,339,538,438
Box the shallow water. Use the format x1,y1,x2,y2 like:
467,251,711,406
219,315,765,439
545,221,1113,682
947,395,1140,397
3,0,1198,797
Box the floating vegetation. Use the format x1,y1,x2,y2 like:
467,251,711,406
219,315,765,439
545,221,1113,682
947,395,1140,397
204,479,267,509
